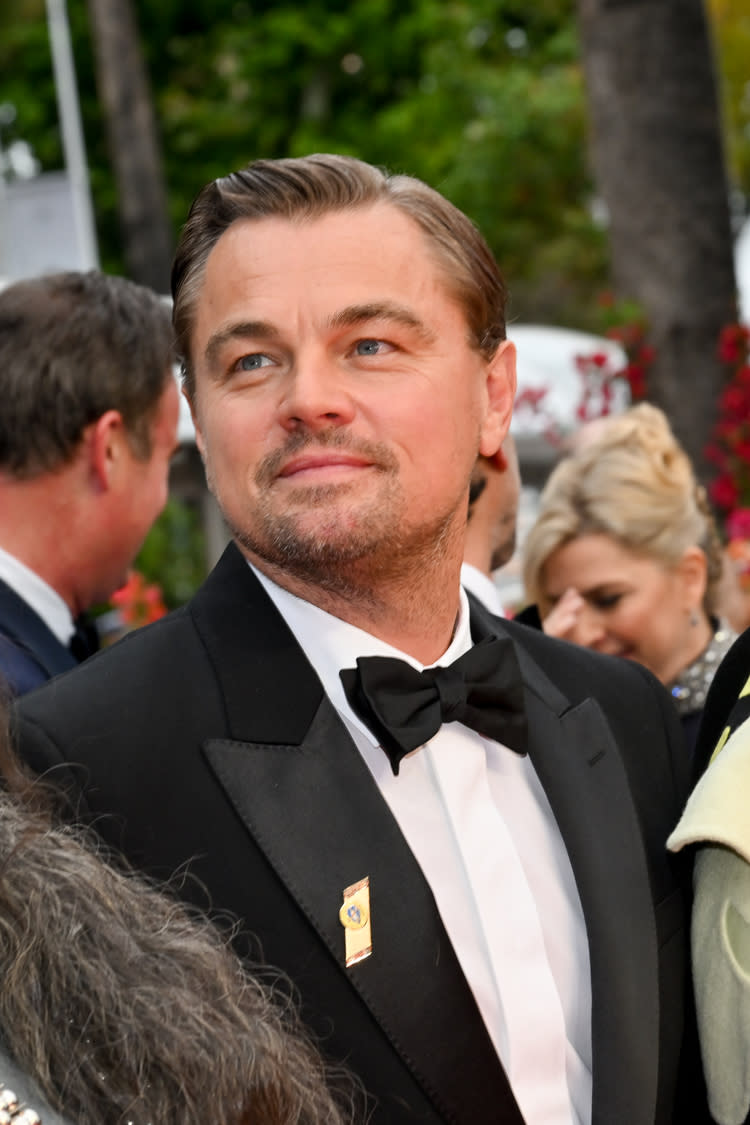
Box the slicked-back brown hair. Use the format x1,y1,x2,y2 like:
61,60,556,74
171,154,508,399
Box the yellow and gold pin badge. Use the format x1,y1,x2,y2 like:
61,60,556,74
339,876,372,967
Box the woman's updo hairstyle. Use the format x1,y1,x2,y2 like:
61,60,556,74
522,403,723,615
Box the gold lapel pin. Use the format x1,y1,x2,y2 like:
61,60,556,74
339,876,372,967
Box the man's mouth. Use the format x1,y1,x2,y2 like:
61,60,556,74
276,451,373,481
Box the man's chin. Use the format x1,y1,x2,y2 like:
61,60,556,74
234,513,391,576
252,530,382,569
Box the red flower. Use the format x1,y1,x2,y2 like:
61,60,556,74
718,324,750,364
720,385,747,414
704,443,727,468
110,570,168,629
515,387,548,409
727,508,750,541
719,339,740,365
622,363,647,400
716,418,742,440
710,473,740,511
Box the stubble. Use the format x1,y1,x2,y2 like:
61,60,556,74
213,429,463,604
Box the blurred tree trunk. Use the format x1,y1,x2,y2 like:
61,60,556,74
86,0,172,292
577,0,738,478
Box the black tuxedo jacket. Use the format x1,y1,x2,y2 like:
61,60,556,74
692,625,750,782
17,545,703,1124
0,578,76,696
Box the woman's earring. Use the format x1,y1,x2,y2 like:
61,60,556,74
690,609,700,627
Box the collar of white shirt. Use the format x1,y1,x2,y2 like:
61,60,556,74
252,562,473,747
0,546,74,646
460,561,505,617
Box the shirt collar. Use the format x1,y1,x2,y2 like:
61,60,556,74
251,563,472,745
0,546,74,645
460,562,505,617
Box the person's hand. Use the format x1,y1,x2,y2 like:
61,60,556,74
541,587,584,641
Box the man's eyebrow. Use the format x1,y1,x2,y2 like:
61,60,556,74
203,321,280,369
327,302,437,344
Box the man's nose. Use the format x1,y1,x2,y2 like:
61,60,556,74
278,354,356,432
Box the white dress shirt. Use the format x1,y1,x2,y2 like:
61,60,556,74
253,565,592,1125
0,546,74,645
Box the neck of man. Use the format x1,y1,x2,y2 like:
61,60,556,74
241,531,466,666
0,475,84,613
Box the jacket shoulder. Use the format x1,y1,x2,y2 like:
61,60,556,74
0,630,49,696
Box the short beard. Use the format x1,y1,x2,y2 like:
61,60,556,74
217,429,461,602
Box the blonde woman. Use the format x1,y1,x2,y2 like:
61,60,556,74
521,403,734,753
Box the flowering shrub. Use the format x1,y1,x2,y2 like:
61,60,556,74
513,385,559,443
598,313,654,405
578,292,653,411
110,570,168,629
514,297,652,443
573,340,650,426
706,323,750,589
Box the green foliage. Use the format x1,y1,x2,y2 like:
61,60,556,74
2,0,606,319
0,0,608,603
150,0,599,317
2,0,732,600
133,496,206,608
707,0,750,202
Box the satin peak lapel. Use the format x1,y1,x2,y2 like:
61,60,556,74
514,645,660,1125
205,695,524,1125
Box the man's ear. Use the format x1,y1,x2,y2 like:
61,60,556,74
488,446,509,472
479,339,516,459
88,410,127,490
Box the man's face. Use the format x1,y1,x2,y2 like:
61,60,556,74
189,203,514,588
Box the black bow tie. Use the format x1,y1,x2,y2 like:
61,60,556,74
68,613,100,662
340,635,528,776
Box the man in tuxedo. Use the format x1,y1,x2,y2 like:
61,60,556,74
0,270,180,695
17,156,703,1123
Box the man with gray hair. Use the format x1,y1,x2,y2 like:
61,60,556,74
0,270,179,694
18,156,705,1123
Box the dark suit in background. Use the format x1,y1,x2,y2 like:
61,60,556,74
0,270,178,700
0,579,76,696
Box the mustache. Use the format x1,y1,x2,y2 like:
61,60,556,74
255,429,398,487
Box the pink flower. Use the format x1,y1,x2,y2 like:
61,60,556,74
727,508,750,541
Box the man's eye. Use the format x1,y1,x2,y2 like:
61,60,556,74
354,339,392,356
236,353,273,371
